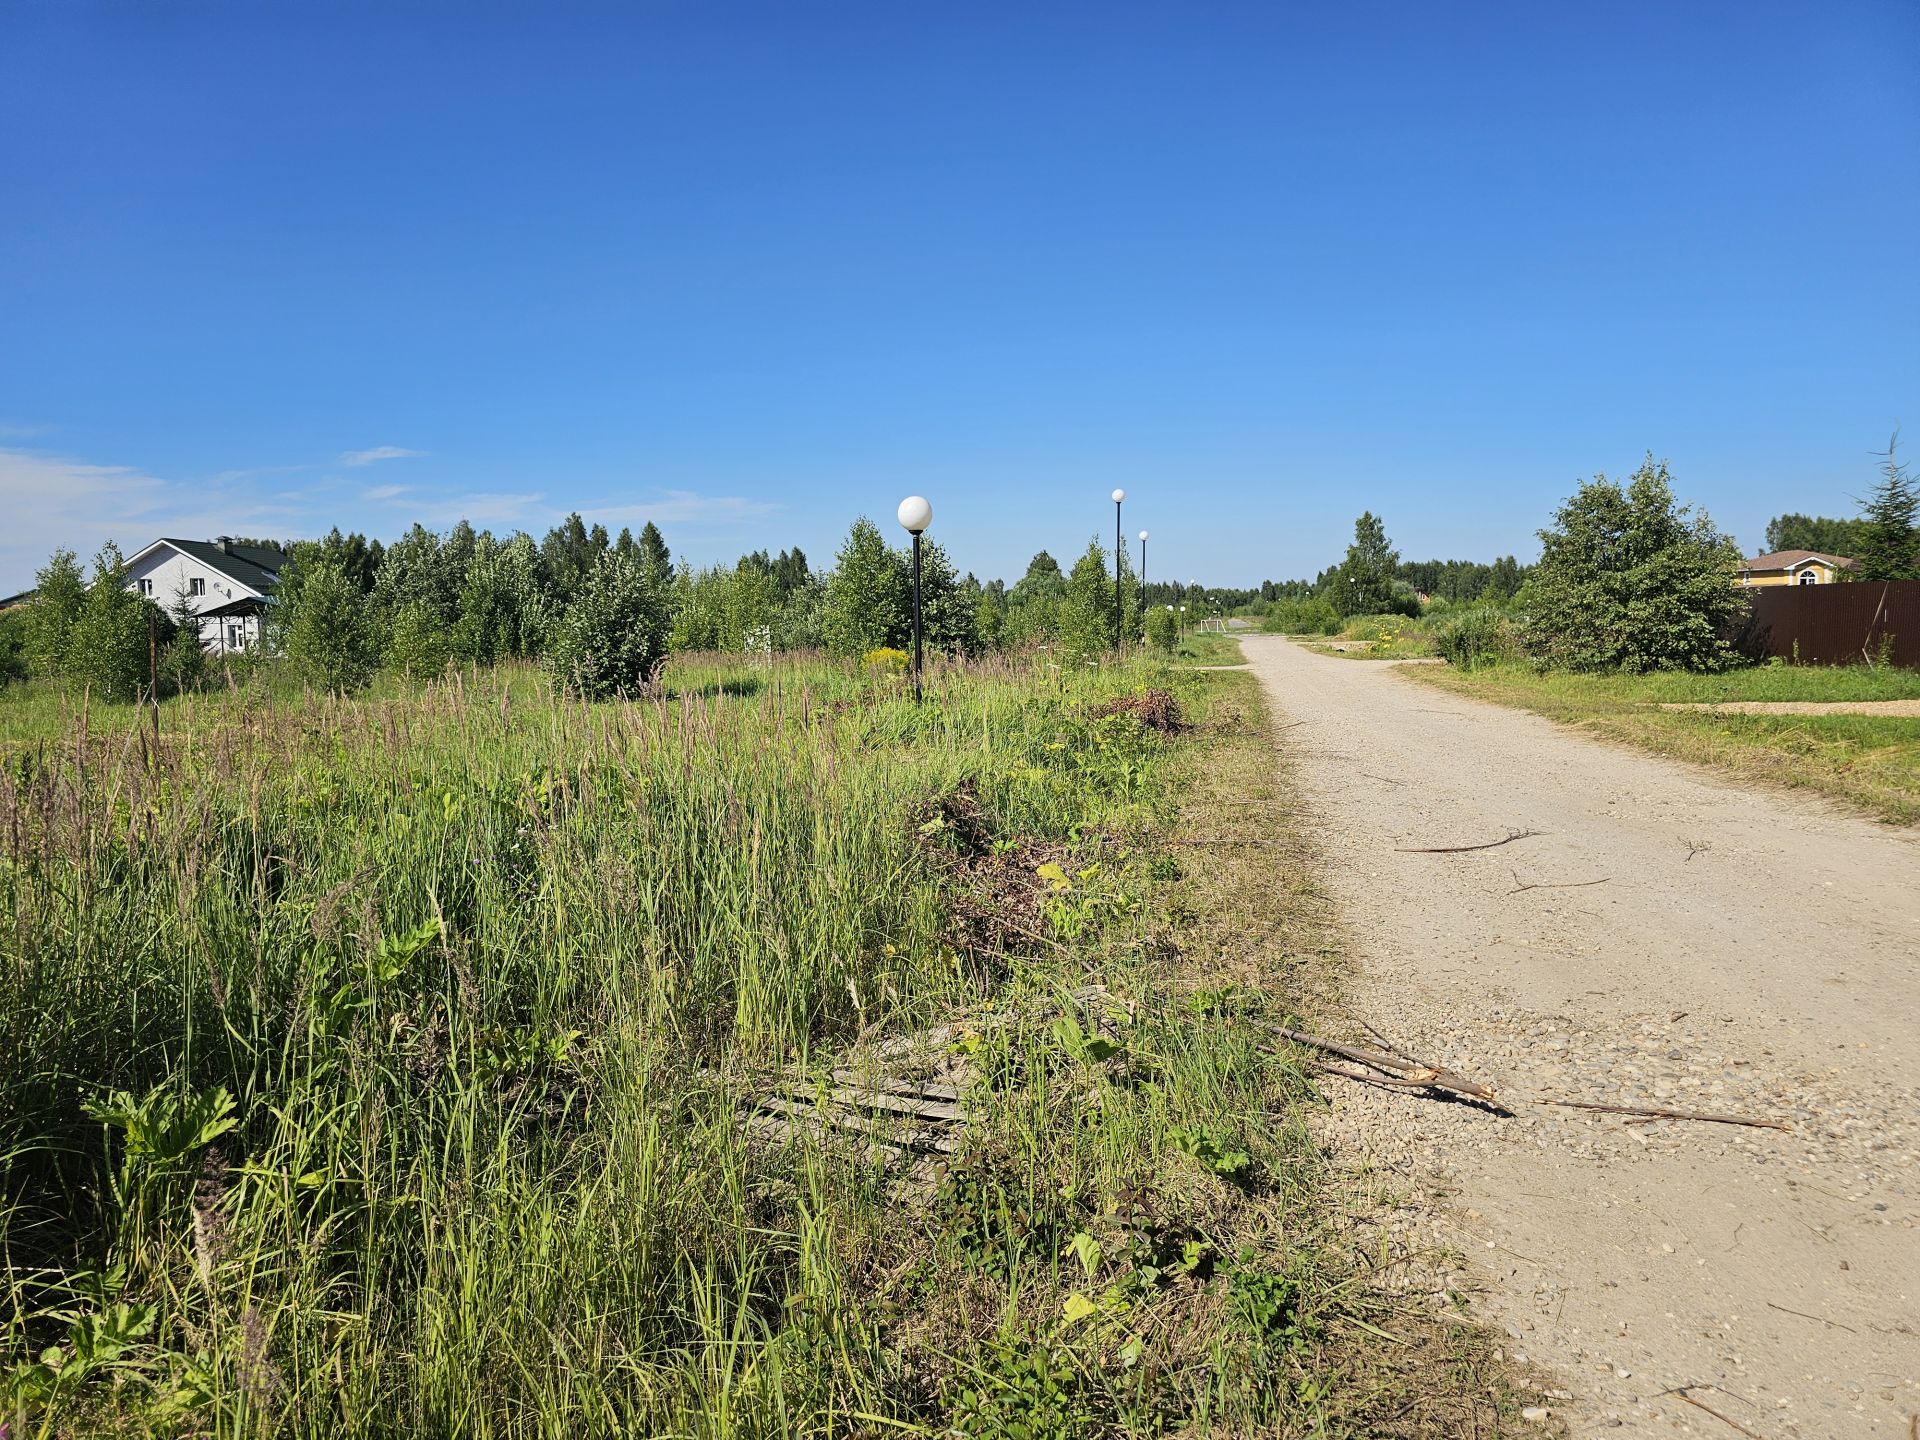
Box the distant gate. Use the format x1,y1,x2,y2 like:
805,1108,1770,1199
1730,580,1920,667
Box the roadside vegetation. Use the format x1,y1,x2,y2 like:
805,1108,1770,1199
1170,631,1246,666
1250,447,1920,824
0,641,1542,1436
1415,664,1920,823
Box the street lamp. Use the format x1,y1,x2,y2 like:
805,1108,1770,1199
1138,530,1149,629
897,495,932,703
1111,488,1126,650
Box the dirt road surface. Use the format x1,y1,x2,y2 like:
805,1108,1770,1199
1239,635,1920,1436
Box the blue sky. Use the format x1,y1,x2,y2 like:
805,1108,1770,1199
2,1,1915,593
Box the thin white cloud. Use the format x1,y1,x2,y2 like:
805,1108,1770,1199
410,491,546,527
0,446,319,592
583,490,782,528
362,484,409,502
204,463,317,485
0,420,53,440
340,446,426,467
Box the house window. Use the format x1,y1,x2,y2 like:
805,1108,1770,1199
189,577,206,596
1798,570,1818,585
227,624,242,650
139,579,153,596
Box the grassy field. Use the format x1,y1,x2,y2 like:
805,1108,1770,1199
1293,616,1436,661
0,653,1536,1437
1418,661,1920,824
1170,631,1246,666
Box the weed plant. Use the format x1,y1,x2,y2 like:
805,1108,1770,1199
0,653,1475,1436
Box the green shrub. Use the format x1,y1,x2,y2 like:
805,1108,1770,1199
279,558,381,694
1261,596,1339,635
0,606,27,684
1522,458,1748,672
1433,608,1513,670
159,620,205,694
23,548,87,681
67,543,162,703
822,518,908,657
386,601,451,681
1144,606,1177,653
545,551,670,697
1057,538,1119,660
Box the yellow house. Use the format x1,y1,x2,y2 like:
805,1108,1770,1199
1738,549,1855,587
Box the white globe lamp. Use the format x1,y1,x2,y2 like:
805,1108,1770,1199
896,495,932,535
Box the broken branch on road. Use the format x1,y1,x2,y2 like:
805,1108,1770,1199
1275,1021,1792,1132
1506,868,1611,895
1658,1386,1771,1439
1534,1098,1790,1131
1763,1300,1857,1334
1395,828,1542,854
1264,1023,1502,1105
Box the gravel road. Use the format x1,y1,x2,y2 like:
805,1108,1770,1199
1239,635,1920,1437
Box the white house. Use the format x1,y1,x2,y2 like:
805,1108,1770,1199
123,537,289,654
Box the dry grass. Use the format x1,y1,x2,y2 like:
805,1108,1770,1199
1415,663,1920,824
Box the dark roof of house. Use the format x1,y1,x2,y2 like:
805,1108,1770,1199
155,538,289,593
1741,549,1856,571
196,595,272,618
0,589,36,610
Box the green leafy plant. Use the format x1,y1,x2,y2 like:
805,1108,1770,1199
949,1335,1098,1439
82,1088,237,1167
1168,1124,1253,1183
936,1157,1081,1266
1050,1014,1125,1068
1227,1250,1321,1352
79,1087,239,1280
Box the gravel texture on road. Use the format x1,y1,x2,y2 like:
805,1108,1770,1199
1240,635,1920,1437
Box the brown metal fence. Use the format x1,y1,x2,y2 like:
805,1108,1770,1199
1729,580,1920,667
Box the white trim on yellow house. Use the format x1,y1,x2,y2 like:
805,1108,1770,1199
1737,551,1855,588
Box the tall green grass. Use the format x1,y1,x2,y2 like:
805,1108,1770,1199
2,654,1438,1437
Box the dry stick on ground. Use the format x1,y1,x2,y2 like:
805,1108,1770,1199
1533,1098,1790,1132
1313,1061,1486,1096
1264,1024,1501,1103
1281,1022,1789,1131
1658,1386,1770,1439
1394,828,1542,854
1763,1301,1858,1333
1686,840,1713,863
1357,1018,1412,1058
1506,868,1611,896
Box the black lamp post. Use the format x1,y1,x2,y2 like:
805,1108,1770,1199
896,495,932,703
1110,488,1126,649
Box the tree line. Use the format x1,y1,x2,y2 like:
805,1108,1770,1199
0,512,1157,701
